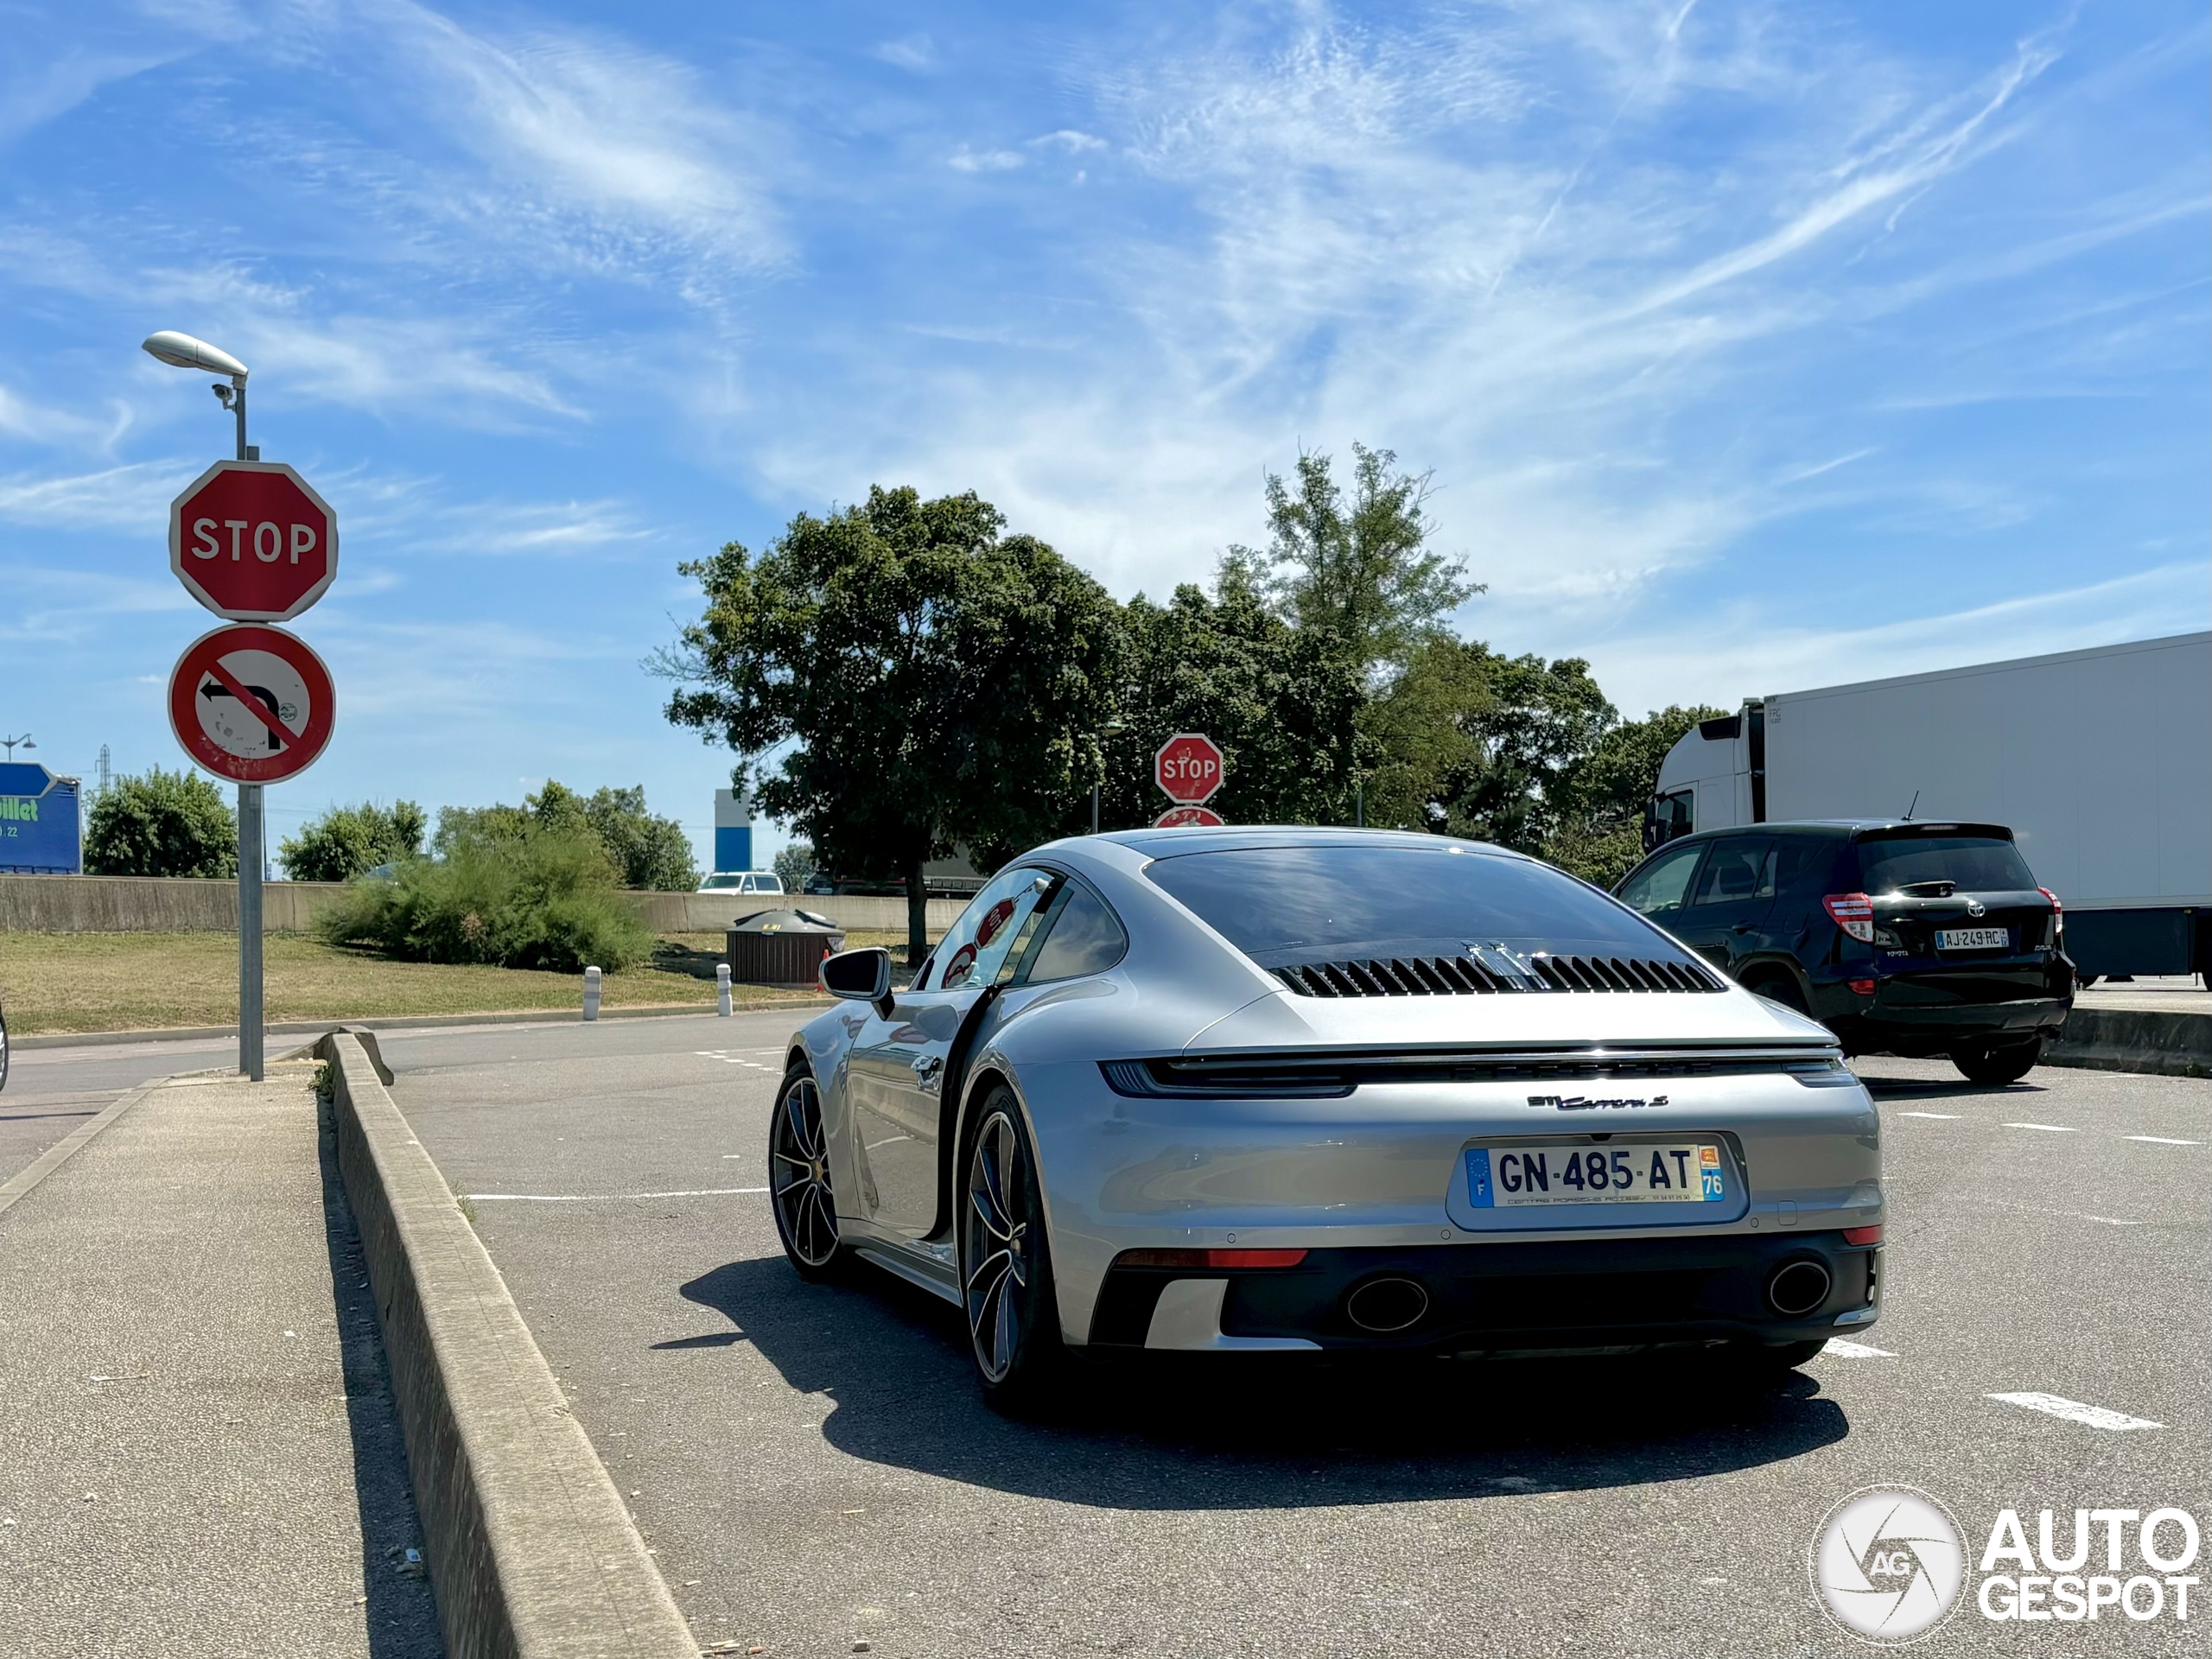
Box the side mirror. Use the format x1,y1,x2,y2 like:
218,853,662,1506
819,947,893,1018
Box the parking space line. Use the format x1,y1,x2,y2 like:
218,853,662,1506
1898,1111,1961,1119
467,1187,771,1201
1986,1392,2162,1431
2001,1122,2077,1133
2126,1135,2202,1146
1821,1338,1897,1359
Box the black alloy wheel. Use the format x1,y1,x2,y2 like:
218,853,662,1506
770,1066,842,1278
959,1090,1065,1410
1953,1038,2043,1087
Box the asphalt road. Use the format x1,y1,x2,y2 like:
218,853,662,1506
331,1012,2204,1659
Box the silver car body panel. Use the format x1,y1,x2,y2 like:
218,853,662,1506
785,828,1883,1346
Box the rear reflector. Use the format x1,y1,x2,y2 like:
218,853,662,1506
1843,1225,1882,1246
1113,1248,1308,1270
1823,893,1875,943
1848,978,1876,996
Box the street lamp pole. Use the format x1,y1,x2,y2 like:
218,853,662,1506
1090,719,1128,836
142,331,263,1080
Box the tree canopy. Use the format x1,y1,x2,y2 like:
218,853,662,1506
661,485,1122,956
434,782,698,891
84,768,236,879
278,799,426,882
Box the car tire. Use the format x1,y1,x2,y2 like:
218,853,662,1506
1747,974,1808,1014
957,1088,1067,1414
1952,1038,2042,1087
769,1065,846,1281
1732,1338,1828,1374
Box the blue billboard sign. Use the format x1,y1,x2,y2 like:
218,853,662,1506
0,763,82,874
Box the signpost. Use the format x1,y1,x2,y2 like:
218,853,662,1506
147,331,339,1081
1154,734,1225,830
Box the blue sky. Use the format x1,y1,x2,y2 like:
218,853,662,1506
3,0,2205,872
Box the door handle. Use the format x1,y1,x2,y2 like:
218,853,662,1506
1731,924,1755,934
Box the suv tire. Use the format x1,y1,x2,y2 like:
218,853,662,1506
1953,1037,2042,1087
1748,974,1808,1014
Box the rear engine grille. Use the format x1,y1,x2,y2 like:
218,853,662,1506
1274,953,1722,997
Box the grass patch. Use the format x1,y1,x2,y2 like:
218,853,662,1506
0,930,824,1036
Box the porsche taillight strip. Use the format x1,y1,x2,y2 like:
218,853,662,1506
1101,1046,1846,1097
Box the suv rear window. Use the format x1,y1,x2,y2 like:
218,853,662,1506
1144,842,1689,968
1857,835,2036,893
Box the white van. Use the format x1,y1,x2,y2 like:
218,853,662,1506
697,871,785,895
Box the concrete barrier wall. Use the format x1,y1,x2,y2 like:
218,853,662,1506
0,873,971,937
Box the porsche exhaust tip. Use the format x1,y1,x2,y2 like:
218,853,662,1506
1344,1276,1429,1333
1766,1259,1833,1318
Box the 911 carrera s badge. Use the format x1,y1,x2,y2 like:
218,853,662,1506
1528,1093,1669,1110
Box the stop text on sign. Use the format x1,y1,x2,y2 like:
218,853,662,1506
185,516,323,566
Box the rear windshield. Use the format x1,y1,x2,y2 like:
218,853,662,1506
1144,843,1690,968
1857,836,2036,893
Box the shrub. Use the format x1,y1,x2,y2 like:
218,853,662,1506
317,824,653,973
84,767,237,877
279,800,427,882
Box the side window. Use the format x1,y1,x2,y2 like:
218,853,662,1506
933,867,1054,992
1618,841,1704,919
1691,837,1768,906
1017,880,1129,983
1756,836,1815,900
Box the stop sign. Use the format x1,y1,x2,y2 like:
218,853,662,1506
1154,732,1224,804
169,461,339,621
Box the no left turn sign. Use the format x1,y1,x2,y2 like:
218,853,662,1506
166,623,337,784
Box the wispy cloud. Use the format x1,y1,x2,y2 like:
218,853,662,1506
949,146,1025,174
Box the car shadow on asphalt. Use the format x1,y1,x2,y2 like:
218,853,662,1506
671,1257,1849,1510
1858,1074,2046,1102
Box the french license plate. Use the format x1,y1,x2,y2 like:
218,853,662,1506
1936,926,2010,951
1465,1142,1726,1208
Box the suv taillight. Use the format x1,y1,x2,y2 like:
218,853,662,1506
1823,893,1875,943
2038,887,2063,943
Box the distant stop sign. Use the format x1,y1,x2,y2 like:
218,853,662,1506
1154,732,1224,804
169,461,339,621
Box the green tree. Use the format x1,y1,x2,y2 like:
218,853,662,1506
1088,563,1369,832
1544,704,1726,886
531,782,699,891
83,767,237,878
1233,443,1482,682
772,840,817,891
278,800,427,882
661,485,1123,961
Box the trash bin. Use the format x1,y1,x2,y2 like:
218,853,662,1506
726,908,848,987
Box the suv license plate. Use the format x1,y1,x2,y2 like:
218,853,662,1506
1465,1143,1726,1209
1936,926,2010,951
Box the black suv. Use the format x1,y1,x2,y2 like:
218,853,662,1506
1613,820,2074,1084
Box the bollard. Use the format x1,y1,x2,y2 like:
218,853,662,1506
716,962,734,1017
582,964,601,1022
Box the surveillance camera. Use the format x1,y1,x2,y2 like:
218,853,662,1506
212,384,235,409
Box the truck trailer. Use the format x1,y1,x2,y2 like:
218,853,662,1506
1645,632,2211,981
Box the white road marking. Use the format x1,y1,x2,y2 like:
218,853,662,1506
2001,1122,2078,1133
2126,1135,2202,1146
467,1188,770,1201
1898,1111,1961,1120
1821,1338,1897,1359
1986,1198,2145,1228
1986,1392,2162,1432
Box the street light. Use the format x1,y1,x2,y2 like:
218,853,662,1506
0,734,33,760
142,331,253,461
141,329,263,1078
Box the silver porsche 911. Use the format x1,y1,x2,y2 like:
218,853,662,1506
771,827,1883,1408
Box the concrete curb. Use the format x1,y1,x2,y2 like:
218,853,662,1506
15,996,829,1052
2046,1007,2212,1079
320,1031,698,1659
